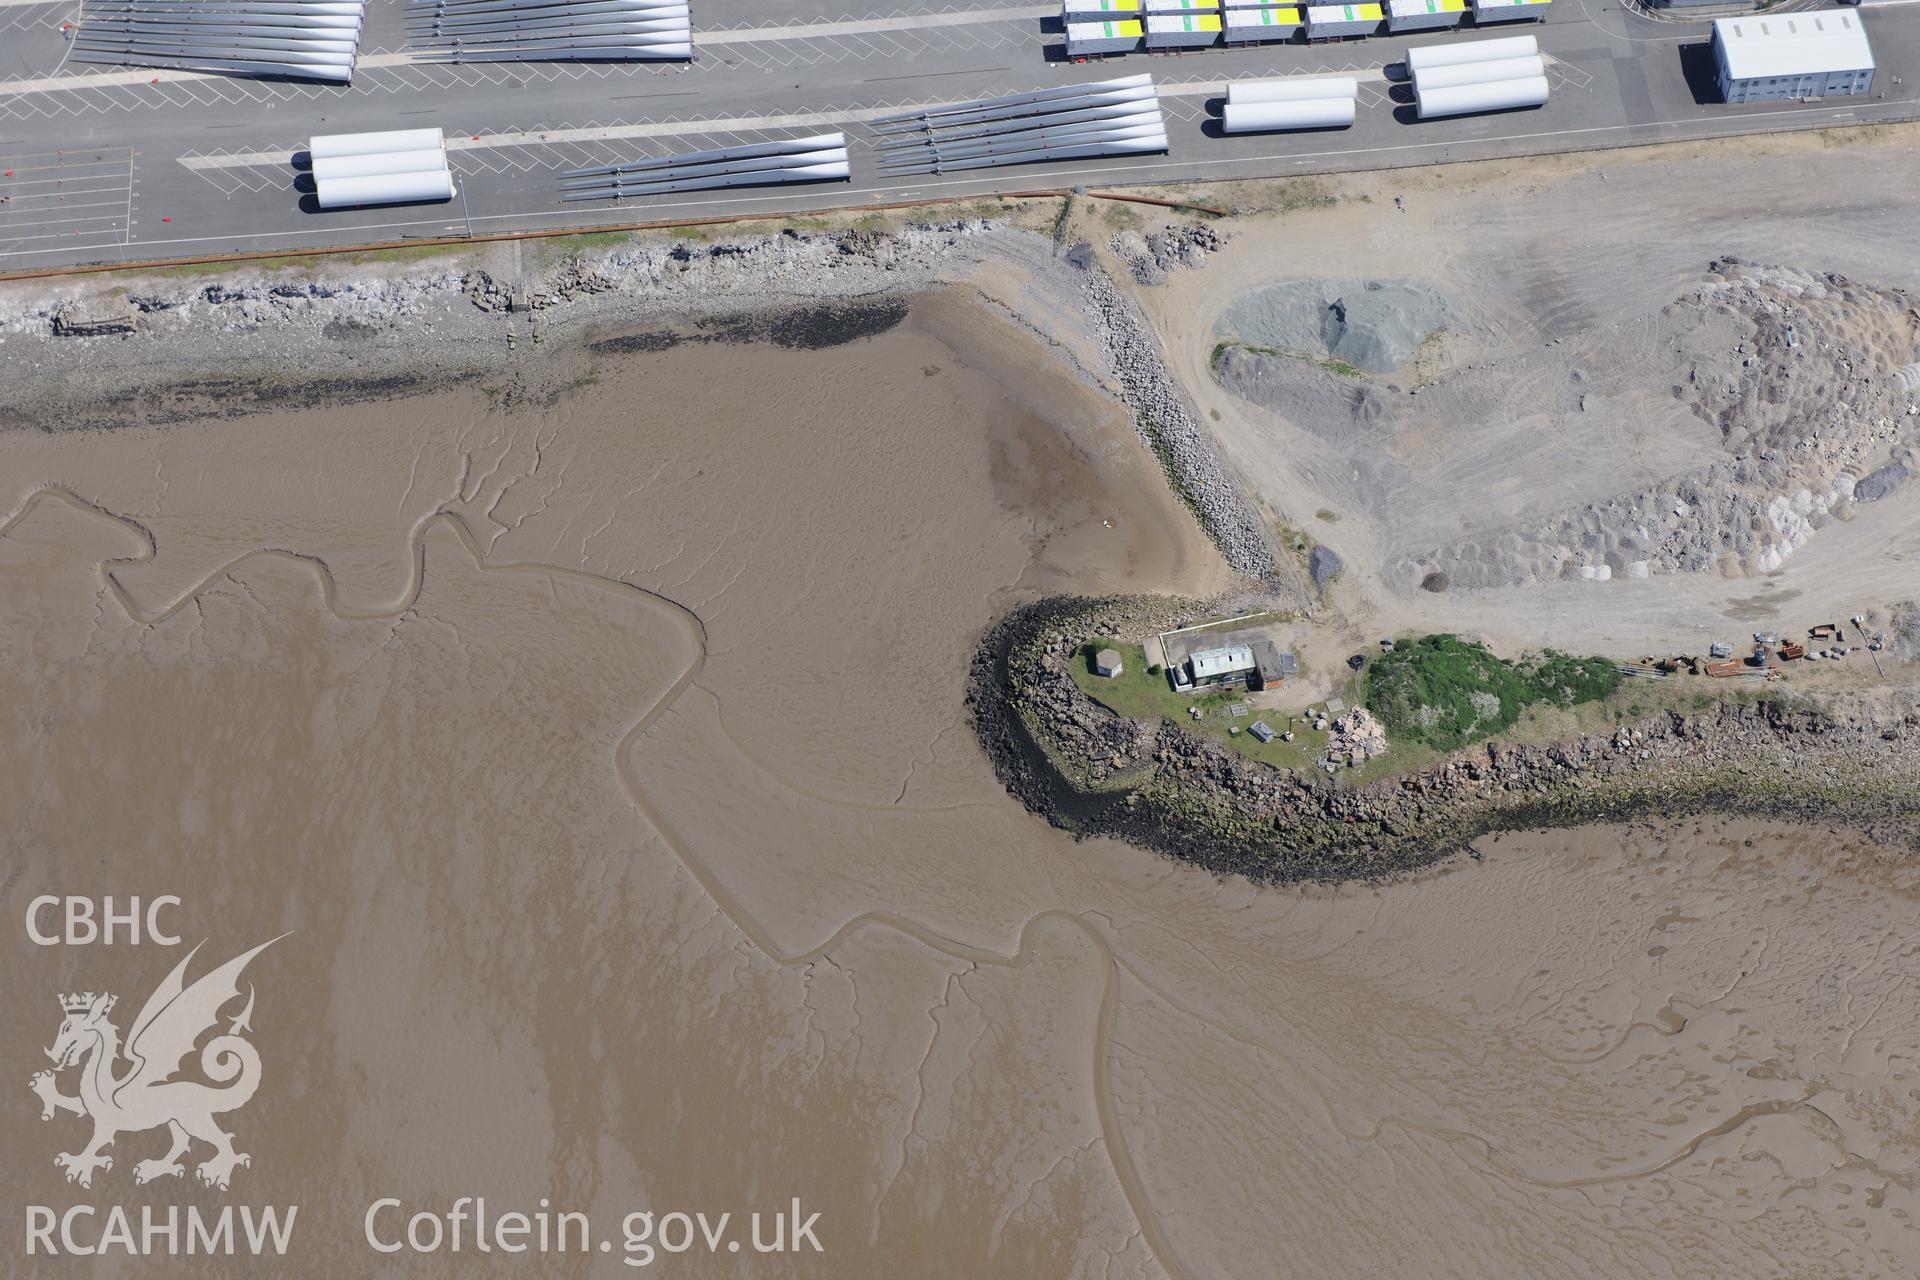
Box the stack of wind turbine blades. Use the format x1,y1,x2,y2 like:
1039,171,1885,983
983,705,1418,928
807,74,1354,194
887,136,1167,175
873,77,1166,174
408,0,686,25
874,111,1164,167
559,135,850,201
871,84,1158,137
407,0,693,60
869,75,1152,132
72,0,366,81
877,125,1167,175
870,97,1159,151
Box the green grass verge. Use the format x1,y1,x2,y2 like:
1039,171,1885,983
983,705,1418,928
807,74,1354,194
1067,638,1337,772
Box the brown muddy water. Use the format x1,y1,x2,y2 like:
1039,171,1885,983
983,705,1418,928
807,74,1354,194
3,289,1916,1278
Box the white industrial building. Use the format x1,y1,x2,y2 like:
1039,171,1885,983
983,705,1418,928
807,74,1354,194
1713,11,1874,104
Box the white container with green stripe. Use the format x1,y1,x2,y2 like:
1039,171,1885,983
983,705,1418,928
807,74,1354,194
1385,0,1464,31
1143,11,1222,45
1065,17,1144,52
1223,6,1301,40
1062,0,1141,23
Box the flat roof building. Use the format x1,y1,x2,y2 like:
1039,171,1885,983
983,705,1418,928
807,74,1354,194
1188,644,1258,685
1712,12,1873,104
1251,641,1298,687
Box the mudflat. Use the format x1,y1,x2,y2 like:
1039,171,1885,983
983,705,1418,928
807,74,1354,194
5,274,1916,1276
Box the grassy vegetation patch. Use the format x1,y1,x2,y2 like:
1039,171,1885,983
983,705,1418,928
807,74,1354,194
1365,634,1621,752
1211,340,1364,380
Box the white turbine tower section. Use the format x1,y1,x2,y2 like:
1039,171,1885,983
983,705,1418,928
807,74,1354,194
308,127,447,158
1222,97,1355,131
73,0,369,81
1219,75,1357,132
559,134,851,201
307,128,455,207
873,76,1168,174
1414,73,1548,118
311,148,455,179
408,0,694,61
1225,75,1358,104
1410,52,1543,90
1402,32,1535,71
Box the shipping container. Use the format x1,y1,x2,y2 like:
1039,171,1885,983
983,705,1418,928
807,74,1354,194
1062,0,1140,19
1403,32,1534,70
1143,0,1219,13
1414,72,1548,116
1144,12,1221,45
1222,96,1355,129
1304,3,1381,38
1065,18,1144,53
1411,52,1543,88
1470,0,1549,22
1385,0,1464,32
1222,7,1301,40
1227,73,1355,102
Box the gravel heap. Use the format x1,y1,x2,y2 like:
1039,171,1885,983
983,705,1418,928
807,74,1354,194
1083,266,1279,582
1308,543,1343,593
1893,601,1920,661
1385,261,1917,591
1214,278,1456,374
1108,223,1225,286
1469,262,1913,585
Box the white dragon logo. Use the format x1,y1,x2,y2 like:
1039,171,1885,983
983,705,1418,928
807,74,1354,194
29,936,284,1191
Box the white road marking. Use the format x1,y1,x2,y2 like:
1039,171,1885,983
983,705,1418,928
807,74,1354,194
702,5,1052,43
176,67,1427,172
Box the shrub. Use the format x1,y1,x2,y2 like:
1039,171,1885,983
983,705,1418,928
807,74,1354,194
1364,635,1620,751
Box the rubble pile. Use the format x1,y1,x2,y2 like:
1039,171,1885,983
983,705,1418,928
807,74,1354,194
1109,222,1224,286
1326,708,1389,766
1407,260,1916,587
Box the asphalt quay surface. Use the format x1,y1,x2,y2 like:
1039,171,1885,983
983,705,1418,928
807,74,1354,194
1,0,1917,269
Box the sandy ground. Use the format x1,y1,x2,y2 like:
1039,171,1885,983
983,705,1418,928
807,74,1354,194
1141,134,1920,659
5,282,1918,1277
